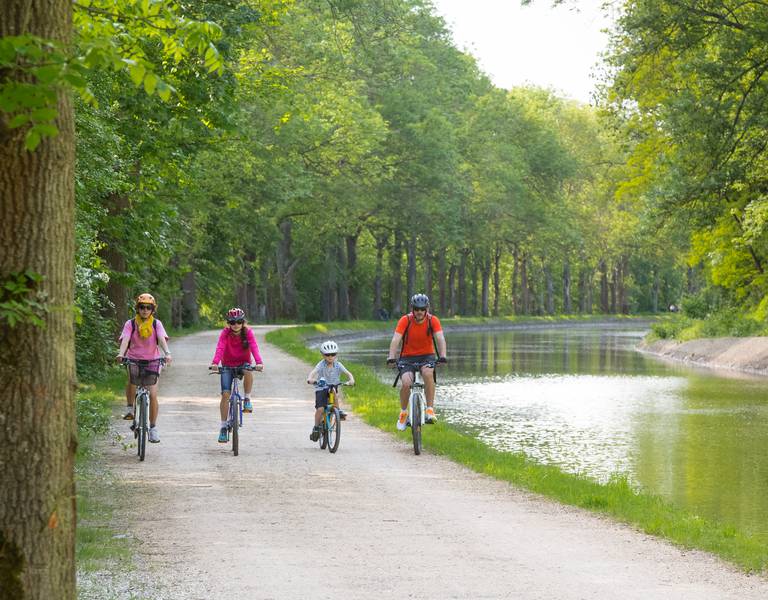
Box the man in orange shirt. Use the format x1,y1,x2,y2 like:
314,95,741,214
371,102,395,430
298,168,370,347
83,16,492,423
386,293,447,430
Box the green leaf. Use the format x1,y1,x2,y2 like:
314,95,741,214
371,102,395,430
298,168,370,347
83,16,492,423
25,130,41,151
143,72,158,95
129,63,146,87
8,113,29,129
30,108,58,121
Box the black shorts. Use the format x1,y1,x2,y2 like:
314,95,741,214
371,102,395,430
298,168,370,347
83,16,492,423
398,354,436,377
314,385,339,409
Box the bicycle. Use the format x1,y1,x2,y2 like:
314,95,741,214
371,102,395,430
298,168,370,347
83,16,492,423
310,380,350,454
209,364,259,456
395,359,438,455
122,357,165,462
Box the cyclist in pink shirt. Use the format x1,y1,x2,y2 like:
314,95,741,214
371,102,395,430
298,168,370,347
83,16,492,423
116,293,172,443
209,308,264,443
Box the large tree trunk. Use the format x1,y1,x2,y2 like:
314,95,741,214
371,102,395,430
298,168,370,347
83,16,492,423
521,254,529,314
99,192,129,327
448,264,457,316
0,3,77,599
276,219,298,318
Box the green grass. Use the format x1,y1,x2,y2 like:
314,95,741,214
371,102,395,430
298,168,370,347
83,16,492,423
267,323,768,574
76,370,134,576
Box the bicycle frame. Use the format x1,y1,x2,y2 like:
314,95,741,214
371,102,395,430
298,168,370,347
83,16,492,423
123,357,164,461
315,381,344,453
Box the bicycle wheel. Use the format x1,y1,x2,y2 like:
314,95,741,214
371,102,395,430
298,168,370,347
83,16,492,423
327,407,341,453
411,394,422,456
320,409,328,449
137,393,148,461
231,398,239,457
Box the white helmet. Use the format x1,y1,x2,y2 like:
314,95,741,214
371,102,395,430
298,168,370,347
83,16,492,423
320,340,339,355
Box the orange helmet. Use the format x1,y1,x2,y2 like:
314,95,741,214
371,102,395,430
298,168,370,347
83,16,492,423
135,293,157,309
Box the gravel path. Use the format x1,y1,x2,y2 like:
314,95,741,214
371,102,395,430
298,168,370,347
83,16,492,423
96,327,768,599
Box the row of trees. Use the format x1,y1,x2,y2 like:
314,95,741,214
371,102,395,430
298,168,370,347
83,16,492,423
72,1,686,356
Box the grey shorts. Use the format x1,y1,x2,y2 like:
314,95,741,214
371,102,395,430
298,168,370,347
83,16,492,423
397,354,436,377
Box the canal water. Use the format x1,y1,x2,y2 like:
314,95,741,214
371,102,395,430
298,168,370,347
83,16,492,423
345,323,768,542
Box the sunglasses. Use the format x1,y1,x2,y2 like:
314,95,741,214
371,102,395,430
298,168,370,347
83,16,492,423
137,304,153,310
228,319,245,325
413,307,427,312
324,353,337,357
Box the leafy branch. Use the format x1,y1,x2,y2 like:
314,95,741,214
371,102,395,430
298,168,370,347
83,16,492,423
0,271,48,328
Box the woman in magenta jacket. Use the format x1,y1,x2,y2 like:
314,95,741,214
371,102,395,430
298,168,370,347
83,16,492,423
209,308,263,443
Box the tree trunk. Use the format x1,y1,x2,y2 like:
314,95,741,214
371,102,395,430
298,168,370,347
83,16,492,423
390,232,403,315
0,3,77,599
373,233,386,319
98,192,129,327
521,255,529,314
458,249,467,315
438,251,447,315
337,243,349,320
181,270,199,325
562,258,571,314
448,265,457,316
610,264,618,314
276,219,298,318
481,257,490,317
493,245,501,316
599,259,609,313
345,234,358,319
652,269,659,313
545,265,554,315
511,245,519,314
424,252,433,304
407,233,417,300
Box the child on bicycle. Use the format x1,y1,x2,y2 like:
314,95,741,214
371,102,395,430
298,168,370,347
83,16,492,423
209,308,264,443
306,340,355,441
115,293,172,444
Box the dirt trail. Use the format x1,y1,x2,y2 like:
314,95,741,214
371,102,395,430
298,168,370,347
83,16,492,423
97,327,768,599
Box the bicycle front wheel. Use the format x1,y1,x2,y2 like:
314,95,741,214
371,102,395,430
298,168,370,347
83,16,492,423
231,400,239,457
327,407,341,453
137,393,148,461
411,395,422,456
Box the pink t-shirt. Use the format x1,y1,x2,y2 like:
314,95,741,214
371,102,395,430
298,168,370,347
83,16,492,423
211,327,263,366
120,318,168,360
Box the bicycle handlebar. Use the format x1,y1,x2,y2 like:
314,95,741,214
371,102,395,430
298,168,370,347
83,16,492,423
208,364,261,374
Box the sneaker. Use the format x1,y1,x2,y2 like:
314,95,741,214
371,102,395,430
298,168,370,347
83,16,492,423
425,407,437,424
309,426,320,442
122,410,134,420
397,410,408,431
148,427,160,443
243,398,253,413
218,427,228,443
339,410,348,421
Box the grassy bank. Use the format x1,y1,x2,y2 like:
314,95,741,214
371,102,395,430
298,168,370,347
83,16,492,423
76,370,134,590
267,323,768,573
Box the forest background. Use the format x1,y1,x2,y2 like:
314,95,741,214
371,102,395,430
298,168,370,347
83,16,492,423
3,1,768,597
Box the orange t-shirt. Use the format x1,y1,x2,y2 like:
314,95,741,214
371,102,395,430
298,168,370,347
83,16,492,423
395,313,442,357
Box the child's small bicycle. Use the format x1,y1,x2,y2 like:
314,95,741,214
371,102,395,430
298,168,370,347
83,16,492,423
312,380,351,454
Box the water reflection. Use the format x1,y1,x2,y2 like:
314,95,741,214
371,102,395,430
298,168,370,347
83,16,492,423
346,325,768,541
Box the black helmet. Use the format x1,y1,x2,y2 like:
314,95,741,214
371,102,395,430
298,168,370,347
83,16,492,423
410,293,429,309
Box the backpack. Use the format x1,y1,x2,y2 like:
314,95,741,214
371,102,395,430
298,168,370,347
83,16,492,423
399,313,437,358
127,318,158,349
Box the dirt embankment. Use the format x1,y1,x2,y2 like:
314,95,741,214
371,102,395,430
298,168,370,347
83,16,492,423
639,337,768,376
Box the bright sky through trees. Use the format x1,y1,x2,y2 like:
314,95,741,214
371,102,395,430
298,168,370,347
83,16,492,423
430,0,614,103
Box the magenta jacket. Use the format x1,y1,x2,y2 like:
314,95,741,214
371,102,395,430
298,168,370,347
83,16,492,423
211,327,263,366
